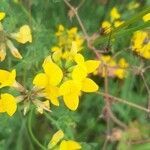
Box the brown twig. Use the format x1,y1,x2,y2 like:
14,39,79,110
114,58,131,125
97,91,150,113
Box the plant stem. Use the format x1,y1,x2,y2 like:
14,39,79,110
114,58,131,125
28,108,47,150
97,91,150,113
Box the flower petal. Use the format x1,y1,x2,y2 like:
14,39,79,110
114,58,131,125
72,65,87,81
60,140,81,150
0,69,16,88
33,73,48,88
82,78,99,92
63,94,79,111
85,60,100,73
45,86,60,106
43,61,63,86
0,93,17,116
48,130,64,149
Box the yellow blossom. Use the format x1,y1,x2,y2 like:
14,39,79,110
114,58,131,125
0,12,5,21
0,69,16,88
101,21,111,33
114,58,129,79
33,57,63,106
60,140,81,150
60,54,99,110
48,130,81,150
0,93,17,116
52,25,84,61
131,31,150,59
143,13,150,22
48,130,64,149
110,7,121,21
11,25,32,44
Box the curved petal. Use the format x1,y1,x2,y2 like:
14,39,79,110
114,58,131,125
85,60,100,73
59,80,81,96
82,78,99,92
0,69,16,88
72,65,87,81
33,73,48,88
63,94,79,111
60,140,81,150
43,61,63,86
0,93,17,116
45,86,60,106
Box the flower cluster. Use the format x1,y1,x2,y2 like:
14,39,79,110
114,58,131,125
95,55,129,79
131,30,150,59
0,11,32,61
48,130,81,150
33,53,99,111
51,24,84,61
101,7,124,33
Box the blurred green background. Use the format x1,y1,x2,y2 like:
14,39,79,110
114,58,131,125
0,0,150,149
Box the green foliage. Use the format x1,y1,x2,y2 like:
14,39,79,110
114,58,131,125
0,0,150,150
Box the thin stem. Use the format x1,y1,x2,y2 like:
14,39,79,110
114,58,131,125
28,108,47,150
96,91,150,113
63,0,88,39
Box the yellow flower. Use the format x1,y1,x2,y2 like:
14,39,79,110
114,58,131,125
110,7,121,21
115,58,129,79
143,13,150,22
101,21,111,33
48,130,64,149
60,140,81,150
60,54,99,110
48,130,81,150
131,31,150,59
33,57,63,106
52,25,84,61
140,43,150,59
56,24,65,36
0,69,16,88
0,12,5,21
0,93,17,116
11,25,32,44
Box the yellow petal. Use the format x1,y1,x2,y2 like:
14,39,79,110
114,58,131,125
45,86,60,106
114,69,126,79
43,61,63,86
59,80,81,96
85,60,100,73
11,25,32,44
0,93,17,116
110,7,121,21
82,78,99,92
101,21,111,33
48,130,64,149
74,53,84,64
60,140,81,150
33,73,48,88
0,12,5,21
72,65,87,81
63,94,79,111
0,69,16,88
143,13,150,22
